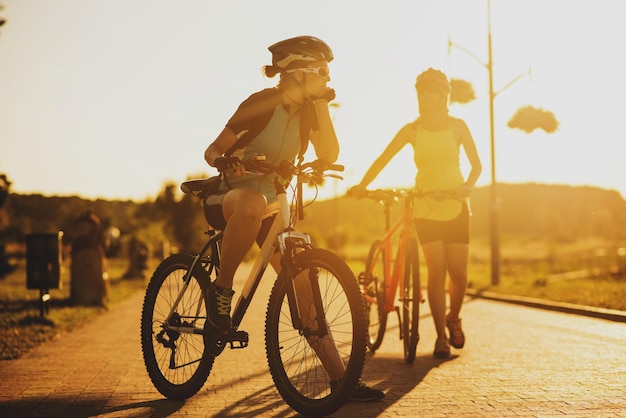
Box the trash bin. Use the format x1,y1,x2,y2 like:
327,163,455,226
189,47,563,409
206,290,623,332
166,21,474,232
26,232,63,316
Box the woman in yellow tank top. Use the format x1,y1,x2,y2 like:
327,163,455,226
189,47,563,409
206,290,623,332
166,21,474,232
353,68,482,358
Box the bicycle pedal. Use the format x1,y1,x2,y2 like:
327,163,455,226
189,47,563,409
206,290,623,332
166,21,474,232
223,330,249,349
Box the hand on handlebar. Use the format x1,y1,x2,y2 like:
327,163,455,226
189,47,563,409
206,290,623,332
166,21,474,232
214,156,246,177
347,184,368,197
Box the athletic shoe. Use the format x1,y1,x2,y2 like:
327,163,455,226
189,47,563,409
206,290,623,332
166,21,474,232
351,380,385,401
433,337,451,359
446,317,465,349
330,379,385,401
207,282,234,331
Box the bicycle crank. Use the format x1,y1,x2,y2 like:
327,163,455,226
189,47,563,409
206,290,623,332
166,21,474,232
204,327,249,357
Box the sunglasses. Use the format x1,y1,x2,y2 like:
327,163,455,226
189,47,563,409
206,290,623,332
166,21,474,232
288,66,330,80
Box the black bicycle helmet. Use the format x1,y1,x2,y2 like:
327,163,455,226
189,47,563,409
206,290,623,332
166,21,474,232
268,36,334,71
415,68,450,92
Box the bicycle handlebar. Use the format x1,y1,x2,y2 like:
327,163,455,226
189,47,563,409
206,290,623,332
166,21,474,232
181,155,344,221
182,157,343,195
347,187,460,206
244,156,344,221
244,156,344,184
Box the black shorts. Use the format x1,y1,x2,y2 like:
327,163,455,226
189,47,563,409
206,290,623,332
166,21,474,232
204,203,276,247
414,203,470,245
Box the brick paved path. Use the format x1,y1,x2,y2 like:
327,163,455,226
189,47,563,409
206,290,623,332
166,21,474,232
1,264,626,417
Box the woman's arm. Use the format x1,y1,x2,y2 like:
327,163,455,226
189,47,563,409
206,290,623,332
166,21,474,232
204,126,246,177
308,99,340,163
356,124,413,188
455,118,482,193
204,126,238,167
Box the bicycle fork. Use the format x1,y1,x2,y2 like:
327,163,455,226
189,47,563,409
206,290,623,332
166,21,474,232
278,231,329,338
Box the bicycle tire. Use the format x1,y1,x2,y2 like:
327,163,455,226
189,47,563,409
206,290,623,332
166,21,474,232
265,248,367,416
402,238,421,364
141,253,214,400
364,240,387,351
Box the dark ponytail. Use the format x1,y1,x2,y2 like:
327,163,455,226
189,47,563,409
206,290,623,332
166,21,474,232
262,65,281,78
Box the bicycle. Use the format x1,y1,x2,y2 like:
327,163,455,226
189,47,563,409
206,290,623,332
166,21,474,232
349,188,460,364
140,157,367,417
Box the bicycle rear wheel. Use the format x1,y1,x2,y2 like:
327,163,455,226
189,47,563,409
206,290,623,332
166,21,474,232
265,248,367,417
363,240,387,351
402,238,421,364
141,253,214,400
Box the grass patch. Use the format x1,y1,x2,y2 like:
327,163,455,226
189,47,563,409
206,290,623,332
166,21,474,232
468,270,626,311
346,238,626,312
0,258,148,360
3,237,626,361
465,239,626,310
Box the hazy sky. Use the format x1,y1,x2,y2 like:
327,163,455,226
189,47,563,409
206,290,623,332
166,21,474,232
1,0,625,201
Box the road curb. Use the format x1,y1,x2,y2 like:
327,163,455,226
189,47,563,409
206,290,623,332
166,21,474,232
465,289,626,323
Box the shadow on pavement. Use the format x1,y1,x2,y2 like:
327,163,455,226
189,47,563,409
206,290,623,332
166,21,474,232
200,384,301,417
193,367,305,417
98,399,185,417
337,352,458,417
167,354,452,418
0,396,184,418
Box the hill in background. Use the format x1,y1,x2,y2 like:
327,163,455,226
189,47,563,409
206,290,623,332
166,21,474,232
4,183,626,261
297,183,626,255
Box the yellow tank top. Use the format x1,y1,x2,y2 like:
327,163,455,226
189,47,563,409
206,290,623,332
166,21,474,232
413,124,464,221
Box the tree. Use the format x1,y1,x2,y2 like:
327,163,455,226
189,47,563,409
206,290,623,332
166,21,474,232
0,173,14,277
0,4,6,34
450,78,476,104
170,191,206,252
449,80,559,134
507,105,559,133
150,180,207,253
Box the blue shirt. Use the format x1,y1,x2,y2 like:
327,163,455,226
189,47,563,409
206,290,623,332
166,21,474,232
221,105,301,203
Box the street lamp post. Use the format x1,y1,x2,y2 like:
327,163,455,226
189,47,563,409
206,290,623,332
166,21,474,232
449,0,530,285
486,0,500,285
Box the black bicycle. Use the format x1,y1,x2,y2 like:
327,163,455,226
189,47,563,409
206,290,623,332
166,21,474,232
140,157,367,416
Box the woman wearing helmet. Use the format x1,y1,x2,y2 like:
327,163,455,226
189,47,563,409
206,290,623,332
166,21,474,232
203,36,384,401
353,68,482,359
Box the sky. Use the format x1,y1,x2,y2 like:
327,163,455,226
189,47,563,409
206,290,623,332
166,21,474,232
1,0,625,202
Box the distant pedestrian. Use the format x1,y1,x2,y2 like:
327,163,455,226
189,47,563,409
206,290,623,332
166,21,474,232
70,210,109,306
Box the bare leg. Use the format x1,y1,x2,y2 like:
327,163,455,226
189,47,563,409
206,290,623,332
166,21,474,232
422,241,448,340
270,255,346,381
445,243,469,320
215,189,267,289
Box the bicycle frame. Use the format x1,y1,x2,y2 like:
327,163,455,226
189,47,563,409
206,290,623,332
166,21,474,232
165,171,328,341
366,193,421,314
143,158,366,415
230,191,327,335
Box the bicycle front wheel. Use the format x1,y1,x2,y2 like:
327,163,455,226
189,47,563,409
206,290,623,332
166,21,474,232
265,248,367,417
364,240,387,351
402,238,421,364
141,253,214,400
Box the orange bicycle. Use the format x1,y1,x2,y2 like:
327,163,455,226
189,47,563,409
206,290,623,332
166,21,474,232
349,188,459,364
